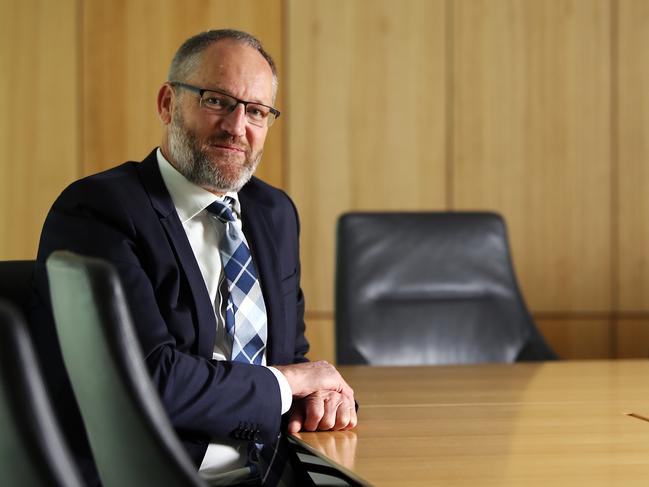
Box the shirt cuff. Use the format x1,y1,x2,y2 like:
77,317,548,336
266,366,293,415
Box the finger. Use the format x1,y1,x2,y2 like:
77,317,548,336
317,393,342,430
333,401,351,430
302,396,325,431
347,403,358,429
287,405,304,434
336,394,358,430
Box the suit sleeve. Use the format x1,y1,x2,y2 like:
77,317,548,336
36,180,283,444
291,204,309,364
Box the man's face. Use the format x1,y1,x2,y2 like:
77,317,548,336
163,39,275,194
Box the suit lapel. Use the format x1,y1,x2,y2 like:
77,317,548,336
239,185,285,363
137,151,216,358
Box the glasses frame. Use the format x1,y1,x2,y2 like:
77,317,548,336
169,81,280,127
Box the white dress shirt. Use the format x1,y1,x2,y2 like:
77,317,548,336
156,149,292,478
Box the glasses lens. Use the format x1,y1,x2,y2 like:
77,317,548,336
246,104,273,127
201,91,236,113
200,90,277,127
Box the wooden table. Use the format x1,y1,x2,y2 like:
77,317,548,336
292,360,649,486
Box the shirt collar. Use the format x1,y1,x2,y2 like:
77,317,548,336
156,148,241,223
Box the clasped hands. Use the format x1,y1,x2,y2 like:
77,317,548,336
275,361,357,433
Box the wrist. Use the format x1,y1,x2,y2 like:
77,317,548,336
267,366,293,414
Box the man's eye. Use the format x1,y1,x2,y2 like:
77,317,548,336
247,106,268,119
203,96,223,107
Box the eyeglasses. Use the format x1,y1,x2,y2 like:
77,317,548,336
169,81,280,127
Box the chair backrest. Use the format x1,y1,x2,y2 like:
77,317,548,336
0,300,85,487
335,212,556,365
0,260,35,312
46,251,206,487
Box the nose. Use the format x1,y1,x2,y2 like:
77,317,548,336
220,103,247,137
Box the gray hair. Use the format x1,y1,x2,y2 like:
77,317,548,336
168,29,278,100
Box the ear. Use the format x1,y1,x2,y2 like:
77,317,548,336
157,83,175,124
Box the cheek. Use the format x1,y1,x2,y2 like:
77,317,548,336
192,126,216,146
248,128,268,151
183,113,213,138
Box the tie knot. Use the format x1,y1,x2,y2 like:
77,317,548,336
206,198,236,223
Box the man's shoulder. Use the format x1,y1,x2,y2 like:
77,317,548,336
240,177,301,235
57,151,158,205
242,175,283,195
77,160,139,185
241,176,294,208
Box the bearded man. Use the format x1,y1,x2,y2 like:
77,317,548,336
29,29,356,487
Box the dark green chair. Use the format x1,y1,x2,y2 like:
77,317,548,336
46,251,206,487
0,300,85,487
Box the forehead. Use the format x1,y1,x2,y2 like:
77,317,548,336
190,39,274,104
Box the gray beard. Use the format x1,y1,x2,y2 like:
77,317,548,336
167,110,261,193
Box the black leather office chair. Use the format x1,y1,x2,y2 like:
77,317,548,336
335,212,556,365
46,251,207,487
0,260,35,312
0,300,85,487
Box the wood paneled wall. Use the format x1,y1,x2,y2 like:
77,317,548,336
0,0,79,260
4,0,649,362
451,0,613,359
81,0,284,186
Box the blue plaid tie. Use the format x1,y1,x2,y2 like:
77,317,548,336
207,198,267,365
207,198,298,487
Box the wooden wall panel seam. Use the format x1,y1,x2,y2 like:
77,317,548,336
445,0,455,210
609,0,619,358
281,0,289,191
76,0,84,180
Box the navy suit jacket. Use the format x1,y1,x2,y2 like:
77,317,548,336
29,149,309,483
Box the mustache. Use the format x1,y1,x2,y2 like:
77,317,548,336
206,133,250,152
